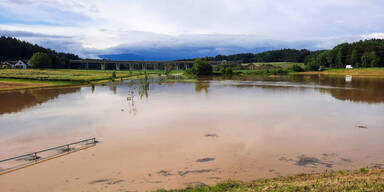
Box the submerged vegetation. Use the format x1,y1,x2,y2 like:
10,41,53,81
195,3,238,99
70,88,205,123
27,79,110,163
156,168,384,192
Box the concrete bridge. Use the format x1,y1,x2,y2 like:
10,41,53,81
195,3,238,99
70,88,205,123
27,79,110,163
69,59,232,70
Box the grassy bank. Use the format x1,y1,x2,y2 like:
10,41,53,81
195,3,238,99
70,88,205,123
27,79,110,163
251,62,305,69
0,69,169,91
0,69,167,82
296,68,384,77
0,78,79,91
156,168,384,192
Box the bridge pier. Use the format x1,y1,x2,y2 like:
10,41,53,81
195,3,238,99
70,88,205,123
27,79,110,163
142,63,146,70
115,63,120,70
101,63,106,70
85,63,89,70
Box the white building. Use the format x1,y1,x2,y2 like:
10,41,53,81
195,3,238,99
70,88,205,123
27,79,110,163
346,65,353,69
13,60,28,69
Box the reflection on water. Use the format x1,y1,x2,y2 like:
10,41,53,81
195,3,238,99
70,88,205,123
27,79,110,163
0,88,80,115
0,75,384,192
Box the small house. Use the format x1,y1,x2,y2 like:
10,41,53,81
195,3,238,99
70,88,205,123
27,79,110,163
346,65,353,69
0,61,12,69
14,60,28,69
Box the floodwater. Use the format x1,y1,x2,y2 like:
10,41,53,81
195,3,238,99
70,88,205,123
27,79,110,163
0,75,384,192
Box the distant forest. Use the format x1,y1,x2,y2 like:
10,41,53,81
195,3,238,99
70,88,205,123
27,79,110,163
0,36,79,68
206,39,384,69
206,49,311,63
1,36,383,70
304,39,384,70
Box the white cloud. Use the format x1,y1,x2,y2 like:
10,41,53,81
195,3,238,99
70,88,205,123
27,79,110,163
0,0,383,57
362,33,384,40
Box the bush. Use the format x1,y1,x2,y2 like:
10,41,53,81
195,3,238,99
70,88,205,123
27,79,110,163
29,52,52,68
220,67,233,75
291,64,304,72
306,64,320,71
191,58,213,75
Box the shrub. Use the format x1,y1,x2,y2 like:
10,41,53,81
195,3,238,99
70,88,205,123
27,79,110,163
29,52,52,68
220,67,233,75
191,58,213,75
292,64,304,72
360,168,368,173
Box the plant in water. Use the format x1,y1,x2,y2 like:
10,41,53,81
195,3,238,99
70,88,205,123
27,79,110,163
112,71,117,79
360,167,368,173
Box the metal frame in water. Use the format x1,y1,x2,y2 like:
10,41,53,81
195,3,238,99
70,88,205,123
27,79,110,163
0,138,97,175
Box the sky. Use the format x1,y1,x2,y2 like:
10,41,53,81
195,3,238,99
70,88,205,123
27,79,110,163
0,0,383,60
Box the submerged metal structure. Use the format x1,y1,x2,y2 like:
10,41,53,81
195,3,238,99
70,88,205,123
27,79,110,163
0,138,97,175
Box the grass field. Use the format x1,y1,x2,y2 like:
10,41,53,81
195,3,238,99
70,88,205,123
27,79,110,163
0,78,77,91
0,69,172,91
296,68,384,77
233,62,305,75
156,168,384,192
0,69,168,82
251,62,305,69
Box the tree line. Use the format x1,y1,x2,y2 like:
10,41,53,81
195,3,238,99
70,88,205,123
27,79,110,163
206,49,311,63
304,39,384,70
0,36,79,68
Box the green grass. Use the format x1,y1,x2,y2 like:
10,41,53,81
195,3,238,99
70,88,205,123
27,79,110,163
0,78,76,85
0,69,168,82
229,62,305,76
248,62,305,69
156,168,384,192
0,69,179,91
296,67,384,77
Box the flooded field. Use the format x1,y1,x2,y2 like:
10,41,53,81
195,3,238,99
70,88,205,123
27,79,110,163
0,75,384,192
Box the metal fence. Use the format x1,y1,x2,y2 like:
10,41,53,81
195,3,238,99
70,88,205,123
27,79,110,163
0,138,97,175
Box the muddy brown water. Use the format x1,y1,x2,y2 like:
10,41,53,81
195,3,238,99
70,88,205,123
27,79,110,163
0,75,384,192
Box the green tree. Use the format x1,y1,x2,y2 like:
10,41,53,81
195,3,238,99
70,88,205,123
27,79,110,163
29,52,52,68
291,64,304,72
362,51,380,67
191,58,213,75
350,48,359,67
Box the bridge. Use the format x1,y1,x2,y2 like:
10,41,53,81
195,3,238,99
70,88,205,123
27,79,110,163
69,59,233,70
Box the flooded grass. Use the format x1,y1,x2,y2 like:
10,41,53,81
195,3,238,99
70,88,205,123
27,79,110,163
296,67,384,77
156,169,384,192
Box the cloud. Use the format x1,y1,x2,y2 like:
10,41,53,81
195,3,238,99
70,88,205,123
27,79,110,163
0,30,68,38
362,33,384,40
0,0,383,58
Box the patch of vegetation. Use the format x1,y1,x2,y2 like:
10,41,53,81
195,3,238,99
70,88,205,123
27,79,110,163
295,68,384,77
155,169,384,192
0,69,163,82
291,64,305,72
187,58,213,76
236,69,289,76
29,52,53,69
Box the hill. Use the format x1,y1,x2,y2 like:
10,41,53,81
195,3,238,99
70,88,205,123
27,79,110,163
0,36,80,68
